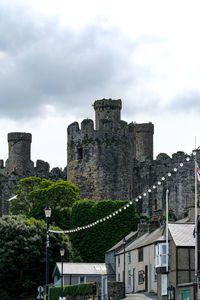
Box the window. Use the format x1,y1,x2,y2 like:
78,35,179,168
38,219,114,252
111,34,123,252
118,255,120,267
155,243,167,268
128,251,131,264
79,276,86,284
77,148,83,160
161,274,167,295
118,273,121,282
138,270,144,284
128,270,131,287
154,268,157,282
138,248,143,262
154,198,158,210
161,244,167,265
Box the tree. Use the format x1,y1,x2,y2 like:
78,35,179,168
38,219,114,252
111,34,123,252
0,215,80,300
10,177,80,229
70,199,139,262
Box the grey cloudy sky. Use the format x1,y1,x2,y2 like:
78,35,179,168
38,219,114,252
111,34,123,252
0,0,200,168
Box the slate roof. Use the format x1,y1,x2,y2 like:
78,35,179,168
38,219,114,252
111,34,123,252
168,223,195,247
54,263,114,276
117,226,164,254
106,231,138,252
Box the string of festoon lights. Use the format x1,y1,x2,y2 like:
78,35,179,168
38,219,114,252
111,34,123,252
49,151,198,235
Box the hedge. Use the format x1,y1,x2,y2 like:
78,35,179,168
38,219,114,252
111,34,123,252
70,199,139,262
49,283,93,300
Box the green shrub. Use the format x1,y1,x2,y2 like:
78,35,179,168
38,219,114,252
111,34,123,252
70,199,139,262
49,283,93,300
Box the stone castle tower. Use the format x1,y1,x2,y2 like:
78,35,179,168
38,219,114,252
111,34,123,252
0,98,198,220
0,132,66,216
5,132,34,174
67,99,154,200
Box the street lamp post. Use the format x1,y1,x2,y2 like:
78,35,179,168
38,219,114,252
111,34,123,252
45,205,51,300
123,237,126,299
60,247,65,296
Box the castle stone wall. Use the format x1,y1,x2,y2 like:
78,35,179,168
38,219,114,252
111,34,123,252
67,114,135,200
5,132,34,175
135,151,197,219
0,132,67,216
93,98,122,130
135,123,154,162
67,99,154,201
67,99,198,220
0,99,198,221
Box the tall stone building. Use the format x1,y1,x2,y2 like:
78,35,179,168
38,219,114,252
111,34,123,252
67,99,198,220
67,99,153,201
0,133,66,216
0,98,198,220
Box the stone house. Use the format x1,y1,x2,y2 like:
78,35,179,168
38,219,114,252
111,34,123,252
155,223,196,300
52,262,115,286
114,224,163,295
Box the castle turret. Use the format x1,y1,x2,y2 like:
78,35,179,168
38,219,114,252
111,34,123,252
135,123,154,162
93,99,122,130
67,99,135,201
5,132,34,174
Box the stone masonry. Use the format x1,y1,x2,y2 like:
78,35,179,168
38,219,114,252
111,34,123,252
67,99,199,220
0,98,199,220
67,99,154,201
0,132,66,216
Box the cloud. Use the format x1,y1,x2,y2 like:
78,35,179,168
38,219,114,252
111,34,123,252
0,2,138,120
167,90,200,114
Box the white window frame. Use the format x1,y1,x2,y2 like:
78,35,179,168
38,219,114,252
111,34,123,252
118,255,120,267
161,274,167,295
128,251,131,264
155,243,167,268
118,273,121,282
79,276,86,284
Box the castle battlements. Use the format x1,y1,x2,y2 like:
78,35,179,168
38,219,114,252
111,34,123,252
0,132,51,176
67,99,154,201
0,98,197,221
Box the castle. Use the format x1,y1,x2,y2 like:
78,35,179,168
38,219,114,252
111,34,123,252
0,99,198,219
67,99,154,201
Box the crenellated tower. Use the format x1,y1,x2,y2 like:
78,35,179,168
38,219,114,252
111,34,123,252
5,132,34,174
135,123,154,162
93,99,122,130
67,99,154,201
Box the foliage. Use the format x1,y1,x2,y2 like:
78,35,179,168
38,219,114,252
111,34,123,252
70,199,139,262
10,176,80,229
0,215,80,300
50,283,94,300
139,214,149,223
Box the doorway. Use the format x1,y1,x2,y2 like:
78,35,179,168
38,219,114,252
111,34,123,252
145,265,148,291
132,268,136,293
